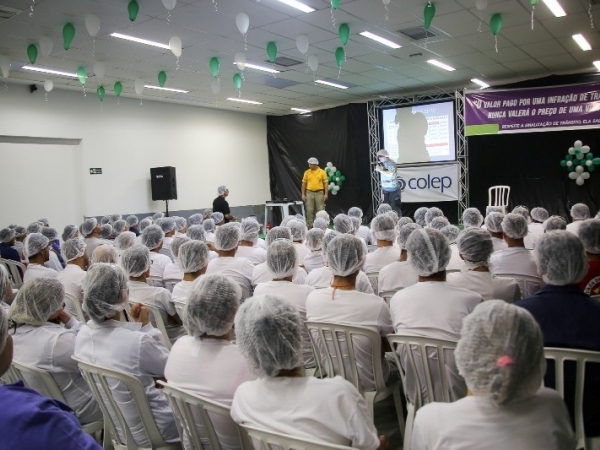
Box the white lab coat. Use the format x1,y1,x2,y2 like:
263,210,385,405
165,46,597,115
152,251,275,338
293,242,312,265
84,237,112,259
446,270,521,302
57,264,86,318
162,261,183,281
234,246,267,264
490,247,539,278
23,263,57,283
304,267,374,294
378,261,418,293
206,257,254,290
253,238,267,250
252,262,307,287
363,246,402,274
149,252,172,279
491,236,508,253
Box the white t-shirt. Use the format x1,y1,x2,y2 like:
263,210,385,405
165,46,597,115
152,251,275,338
206,256,254,290
364,246,401,273
231,376,380,450
162,236,173,252
446,270,521,302
45,250,64,272
253,238,267,250
304,267,374,294
84,237,112,259
293,242,312,265
149,252,172,278
56,264,87,318
234,246,267,264
378,260,418,293
446,244,465,271
171,280,195,303
490,247,539,278
23,263,58,283
566,220,583,236
303,252,324,273
525,222,545,249
252,262,307,287
355,225,371,243
411,388,576,450
165,337,256,450
491,236,508,253
306,288,394,391
205,231,216,243
162,261,183,281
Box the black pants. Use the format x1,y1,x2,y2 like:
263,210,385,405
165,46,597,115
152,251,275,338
383,188,402,217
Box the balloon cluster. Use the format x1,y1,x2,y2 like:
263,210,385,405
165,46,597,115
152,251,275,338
560,140,600,186
325,162,346,196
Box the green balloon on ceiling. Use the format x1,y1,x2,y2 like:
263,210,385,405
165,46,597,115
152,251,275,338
267,42,278,63
339,23,350,46
209,57,220,77
233,73,243,90
158,71,167,87
27,44,38,64
97,86,105,102
530,0,539,5
114,81,123,97
424,2,436,30
490,13,503,36
63,23,75,50
331,0,340,10
335,47,345,67
128,0,140,21
76,66,87,85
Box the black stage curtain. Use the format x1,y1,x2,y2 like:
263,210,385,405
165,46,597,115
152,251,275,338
267,104,372,221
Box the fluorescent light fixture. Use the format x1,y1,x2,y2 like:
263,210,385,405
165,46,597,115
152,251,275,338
573,34,592,51
315,79,348,89
359,31,401,49
276,0,315,13
594,61,600,71
471,78,490,88
22,65,77,77
543,0,566,17
232,62,280,74
427,59,456,71
110,32,170,50
227,97,263,105
144,85,189,93
291,107,311,113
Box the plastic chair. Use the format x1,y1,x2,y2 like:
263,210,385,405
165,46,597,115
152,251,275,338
172,301,186,320
544,347,600,450
65,292,87,323
163,279,180,293
147,276,166,288
494,273,543,298
129,301,173,349
488,185,510,214
386,335,461,450
72,356,181,450
1,364,19,384
304,321,405,437
239,424,354,450
0,258,25,289
378,290,399,305
365,272,379,293
239,284,252,300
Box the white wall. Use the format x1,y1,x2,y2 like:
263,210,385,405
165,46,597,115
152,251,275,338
0,84,269,230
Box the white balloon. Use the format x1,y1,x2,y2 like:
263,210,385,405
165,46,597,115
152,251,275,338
236,13,250,35
211,78,221,94
43,80,53,92
39,36,53,57
586,159,593,166
85,13,101,38
327,162,333,167
582,145,591,153
308,55,319,72
576,165,584,174
135,79,145,95
296,35,309,55
162,0,177,11
0,55,10,78
169,36,182,57
331,190,338,195
234,52,246,70
566,160,573,167
582,172,591,179
568,147,575,155
475,0,487,11
569,171,578,179
574,140,583,148
577,153,585,160
382,0,391,5
329,182,335,187
576,177,585,186
93,61,106,79
334,185,340,191
330,166,337,173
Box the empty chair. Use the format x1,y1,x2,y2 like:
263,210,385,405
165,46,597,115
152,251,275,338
499,273,544,298
239,424,354,450
0,258,25,289
488,185,510,214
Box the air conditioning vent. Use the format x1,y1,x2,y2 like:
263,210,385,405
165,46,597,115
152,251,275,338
397,27,436,41
0,5,20,19
267,56,303,67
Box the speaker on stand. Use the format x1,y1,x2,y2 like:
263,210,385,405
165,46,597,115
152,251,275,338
150,166,177,216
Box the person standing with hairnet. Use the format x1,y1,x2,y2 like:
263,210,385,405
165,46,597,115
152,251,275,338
375,149,402,217
213,186,236,224
301,158,328,228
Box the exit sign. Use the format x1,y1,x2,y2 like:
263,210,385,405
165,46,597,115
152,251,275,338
89,168,102,175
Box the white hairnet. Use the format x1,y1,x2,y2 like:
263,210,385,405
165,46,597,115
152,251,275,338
159,217,176,234
377,203,392,215
62,225,79,242
203,219,216,233
141,225,164,250
203,209,213,219
429,216,449,231
315,210,330,223
321,230,339,266
0,265,8,303
457,228,494,269
530,207,549,223
287,220,307,242
348,207,363,219
456,300,544,406
571,203,590,220
377,149,389,157
440,225,460,244
578,219,600,254
139,218,152,231
307,157,319,164
62,238,86,262
333,214,353,234
173,217,186,232
425,207,443,226
184,274,241,337
24,233,49,258
240,219,260,242
80,218,98,237
9,278,64,326
171,236,190,258
0,228,15,243
235,294,302,377
414,207,429,227
110,214,122,224
512,206,530,222
396,217,414,229
306,228,325,251
83,263,129,323
544,215,567,232
398,223,420,250
293,214,306,224
115,231,137,251
215,223,240,251
101,216,111,225
406,228,451,276
313,218,328,231
212,212,225,224
113,220,128,235
14,226,26,238
534,231,587,285
371,215,398,242
485,212,504,233
152,212,164,221
188,214,203,226
100,224,113,240
462,207,484,228
485,206,503,215
28,222,43,234
327,234,365,277
179,240,209,273
120,244,151,277
350,217,361,234
266,226,292,246
502,213,528,239
267,239,297,278
217,185,228,195
126,215,139,227
187,225,206,241
384,210,399,224
91,245,119,265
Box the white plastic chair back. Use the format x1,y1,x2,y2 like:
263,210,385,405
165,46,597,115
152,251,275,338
488,185,510,214
129,301,173,349
1,365,19,384
173,301,186,320
378,290,398,305
239,284,252,300
163,279,180,293
495,273,543,298
239,424,354,450
147,276,166,288
65,292,87,323
544,347,600,450
365,272,379,293
73,356,181,450
0,258,25,289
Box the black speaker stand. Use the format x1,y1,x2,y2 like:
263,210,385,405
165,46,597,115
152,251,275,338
165,199,170,217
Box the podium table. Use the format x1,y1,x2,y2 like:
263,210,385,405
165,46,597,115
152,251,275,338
264,201,305,233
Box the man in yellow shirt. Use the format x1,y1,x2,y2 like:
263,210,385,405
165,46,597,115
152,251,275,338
301,157,328,228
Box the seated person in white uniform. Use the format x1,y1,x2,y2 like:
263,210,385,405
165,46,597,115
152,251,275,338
205,223,254,293
171,240,209,303
545,215,567,232
462,207,483,229
485,212,508,253
231,294,386,450
305,231,374,294
12,225,27,260
567,203,590,236
287,220,311,265
187,225,218,261
212,212,225,227
57,239,88,318
101,224,113,240
75,263,179,447
173,216,188,237
447,228,521,302
80,218,112,259
390,228,483,403
378,223,420,294
424,207,443,228
303,228,325,273
41,227,64,273
414,207,428,228
526,207,549,249
254,240,316,368
348,207,371,243
428,216,449,231
202,219,217,243
252,227,308,286
187,213,203,227
141,225,172,280
163,236,189,282
440,225,464,272
9,278,102,424
62,224,79,243
91,244,119,265
364,215,401,273
156,217,176,262
134,218,152,243
166,274,255,450
490,213,540,282
114,231,136,256
481,206,503,231
22,233,58,282
235,219,267,264
121,244,184,342
112,220,129,238
333,214,354,236
411,301,575,450
306,234,394,392
126,215,139,236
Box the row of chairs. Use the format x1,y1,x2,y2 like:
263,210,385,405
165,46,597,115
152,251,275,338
0,257,25,290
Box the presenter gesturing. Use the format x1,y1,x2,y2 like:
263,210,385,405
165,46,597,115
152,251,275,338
301,157,328,228
376,149,402,217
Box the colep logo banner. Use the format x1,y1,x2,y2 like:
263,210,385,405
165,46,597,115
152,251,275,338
395,163,459,203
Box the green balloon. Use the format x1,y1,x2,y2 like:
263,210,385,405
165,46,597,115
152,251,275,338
97,86,105,102
114,81,123,97
209,57,220,77
560,160,567,167
566,155,573,161
335,47,345,67
587,152,594,160
328,176,333,182
128,0,139,21
568,166,575,172
267,42,277,64
593,158,600,165
158,71,167,87
331,0,340,9
490,13,503,36
530,0,539,4
590,165,596,172
424,2,436,29
27,44,38,64
233,73,243,90
575,148,581,154
76,66,87,86
340,175,346,181
335,170,341,176
63,23,75,51
339,23,350,46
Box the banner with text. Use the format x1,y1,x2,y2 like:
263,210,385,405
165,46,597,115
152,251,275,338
465,83,600,136
396,163,459,202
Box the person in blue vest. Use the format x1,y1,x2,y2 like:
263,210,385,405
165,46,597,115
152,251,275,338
375,149,402,217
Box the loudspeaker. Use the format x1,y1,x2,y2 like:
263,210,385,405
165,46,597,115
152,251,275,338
150,166,177,201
